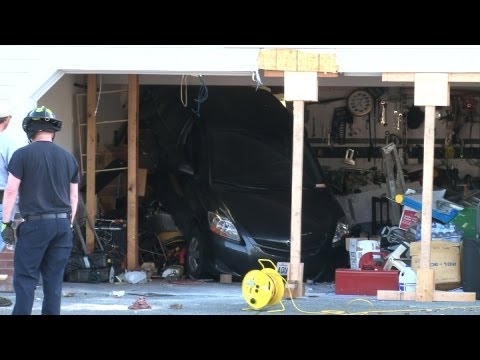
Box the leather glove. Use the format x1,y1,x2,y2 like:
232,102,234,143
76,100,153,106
1,222,15,246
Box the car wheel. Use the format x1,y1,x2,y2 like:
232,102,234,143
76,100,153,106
186,226,207,279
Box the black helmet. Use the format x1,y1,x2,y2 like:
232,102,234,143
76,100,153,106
23,106,62,142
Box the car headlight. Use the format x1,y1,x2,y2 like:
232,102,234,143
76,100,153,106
332,217,349,248
208,211,240,242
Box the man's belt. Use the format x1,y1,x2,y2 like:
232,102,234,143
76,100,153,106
25,213,70,221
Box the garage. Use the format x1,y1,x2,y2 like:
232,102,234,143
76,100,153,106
2,46,480,311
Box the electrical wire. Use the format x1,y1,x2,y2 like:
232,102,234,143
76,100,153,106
192,75,208,117
94,74,102,117
241,266,480,315
252,69,263,91
180,75,188,107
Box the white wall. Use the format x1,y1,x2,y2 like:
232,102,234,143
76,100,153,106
38,74,79,154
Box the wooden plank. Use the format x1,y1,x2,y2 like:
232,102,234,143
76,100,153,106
378,290,476,302
86,74,97,253
377,290,416,300
318,53,339,73
127,74,139,270
297,52,319,72
276,49,297,71
137,168,148,197
416,268,435,301
284,264,304,298
431,291,476,302
259,49,338,73
264,70,339,78
415,104,437,301
287,100,305,298
257,49,277,70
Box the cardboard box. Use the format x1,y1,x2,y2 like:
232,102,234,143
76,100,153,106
347,238,380,270
410,240,461,289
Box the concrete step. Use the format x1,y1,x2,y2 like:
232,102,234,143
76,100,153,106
0,248,15,293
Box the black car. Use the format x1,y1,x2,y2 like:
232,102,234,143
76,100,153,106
140,85,346,281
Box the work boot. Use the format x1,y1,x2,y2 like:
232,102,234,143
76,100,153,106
0,296,12,307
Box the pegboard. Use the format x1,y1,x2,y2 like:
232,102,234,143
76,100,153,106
307,87,480,180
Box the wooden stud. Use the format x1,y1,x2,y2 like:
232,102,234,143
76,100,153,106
86,74,97,253
127,74,139,270
137,168,148,197
415,268,435,302
286,100,305,298
377,74,474,303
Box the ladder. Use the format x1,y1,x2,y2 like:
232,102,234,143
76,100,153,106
381,142,406,225
75,87,129,175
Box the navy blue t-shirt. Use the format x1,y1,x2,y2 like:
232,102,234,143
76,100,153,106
8,141,79,218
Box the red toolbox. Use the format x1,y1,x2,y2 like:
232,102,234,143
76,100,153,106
335,269,399,295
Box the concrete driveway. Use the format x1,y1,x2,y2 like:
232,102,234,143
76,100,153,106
1,279,480,315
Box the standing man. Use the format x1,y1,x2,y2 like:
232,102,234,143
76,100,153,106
0,104,21,252
1,106,79,315
0,104,21,308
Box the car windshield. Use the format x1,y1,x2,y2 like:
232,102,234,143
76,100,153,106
211,129,320,188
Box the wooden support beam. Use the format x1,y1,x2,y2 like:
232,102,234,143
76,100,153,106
258,49,338,74
263,70,338,78
378,290,476,302
287,100,305,298
415,105,436,301
86,74,97,253
378,73,461,303
126,74,139,270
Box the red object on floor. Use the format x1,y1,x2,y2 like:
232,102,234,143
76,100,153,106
335,269,399,295
358,251,390,271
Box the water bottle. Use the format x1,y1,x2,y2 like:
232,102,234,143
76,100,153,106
399,266,417,292
109,265,115,283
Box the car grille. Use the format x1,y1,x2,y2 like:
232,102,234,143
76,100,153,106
253,238,321,257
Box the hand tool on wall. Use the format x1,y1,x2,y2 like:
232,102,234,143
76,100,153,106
380,100,387,126
367,111,373,162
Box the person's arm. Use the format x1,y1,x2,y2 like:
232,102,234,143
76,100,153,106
70,182,78,223
2,173,20,223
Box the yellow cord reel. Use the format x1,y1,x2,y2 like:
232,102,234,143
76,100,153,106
242,259,285,310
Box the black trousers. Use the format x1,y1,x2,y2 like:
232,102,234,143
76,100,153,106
12,218,72,315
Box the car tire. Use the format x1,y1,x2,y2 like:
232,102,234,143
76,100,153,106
186,226,207,279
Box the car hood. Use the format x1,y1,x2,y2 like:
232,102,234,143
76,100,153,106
215,188,343,245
